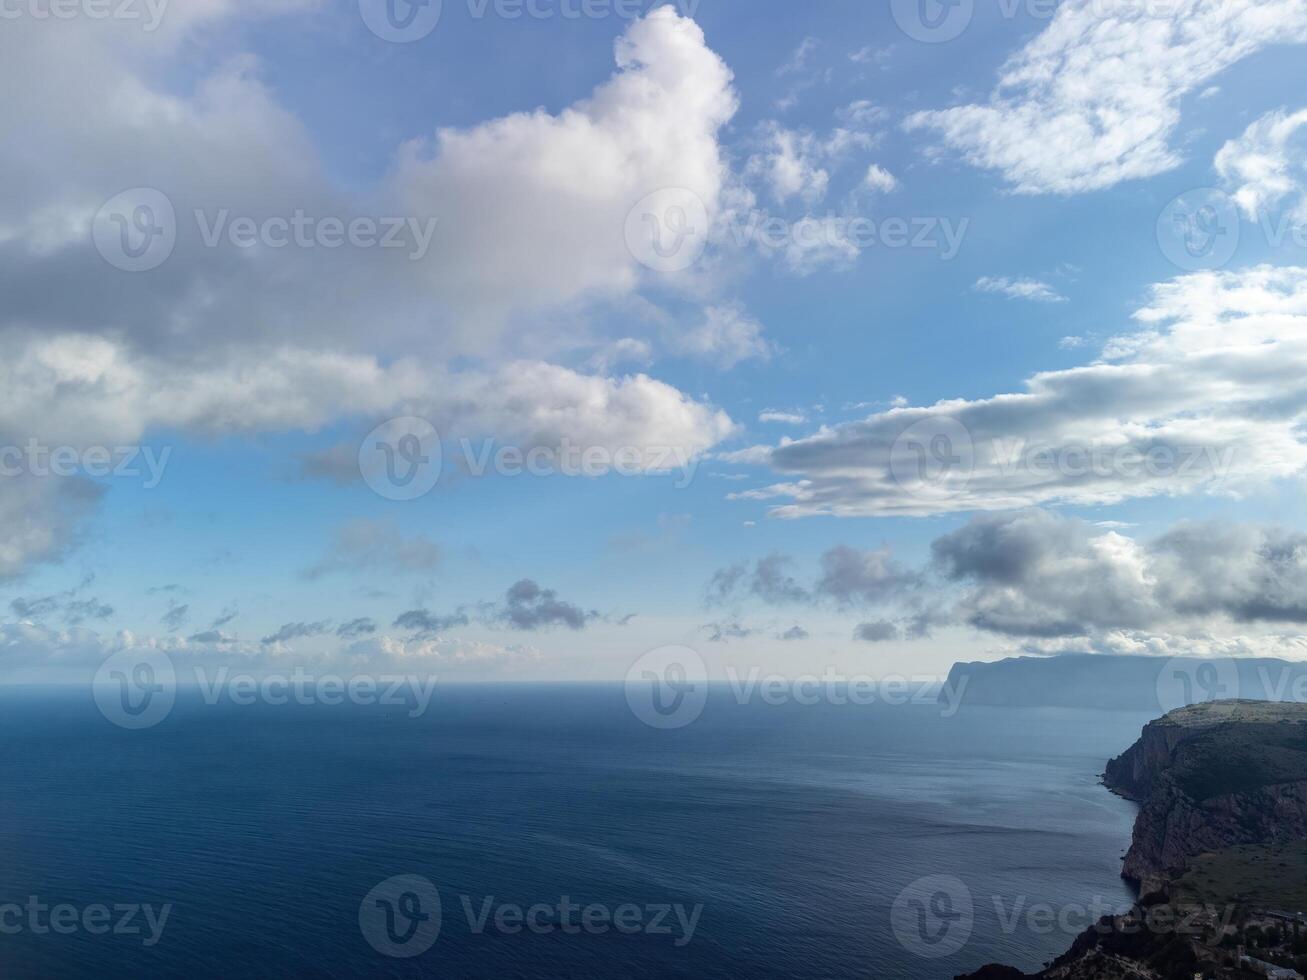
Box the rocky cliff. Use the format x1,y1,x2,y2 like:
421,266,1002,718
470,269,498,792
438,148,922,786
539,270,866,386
957,700,1307,979
1103,701,1307,892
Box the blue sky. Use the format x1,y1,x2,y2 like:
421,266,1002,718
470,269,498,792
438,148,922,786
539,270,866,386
5,0,1307,682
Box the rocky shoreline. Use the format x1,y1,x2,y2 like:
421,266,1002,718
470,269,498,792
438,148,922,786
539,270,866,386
957,700,1307,980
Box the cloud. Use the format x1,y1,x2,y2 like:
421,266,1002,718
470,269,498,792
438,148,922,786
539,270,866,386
343,634,541,669
9,575,113,626
778,625,809,641
160,602,190,633
303,519,440,581
706,553,810,606
495,580,597,631
388,5,738,324
0,6,739,543
934,510,1307,638
759,410,807,425
862,164,898,193
261,621,330,646
188,629,236,645
392,609,471,635
702,618,755,643
905,1,1307,194
666,304,774,370
815,545,920,607
335,618,377,640
854,620,899,643
1215,105,1307,222
973,276,1067,303
0,475,103,581
740,265,1307,517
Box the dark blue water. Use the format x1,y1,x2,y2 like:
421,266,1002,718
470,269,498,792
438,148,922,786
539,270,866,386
0,685,1149,978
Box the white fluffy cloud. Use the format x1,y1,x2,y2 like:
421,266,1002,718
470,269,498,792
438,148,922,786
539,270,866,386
736,266,1307,517
906,0,1307,194
1216,106,1307,221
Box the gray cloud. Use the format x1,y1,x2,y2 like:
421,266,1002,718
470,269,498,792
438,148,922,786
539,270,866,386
261,621,331,646
393,609,470,635
934,511,1307,638
497,580,597,632
335,617,378,640
854,620,899,643
160,602,190,633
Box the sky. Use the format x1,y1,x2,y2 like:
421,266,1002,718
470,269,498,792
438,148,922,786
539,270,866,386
5,0,1307,684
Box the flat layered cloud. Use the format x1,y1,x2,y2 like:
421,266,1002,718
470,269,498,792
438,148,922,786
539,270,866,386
735,266,1307,517
906,0,1307,194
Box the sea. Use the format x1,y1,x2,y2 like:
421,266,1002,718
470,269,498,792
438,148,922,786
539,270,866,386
0,684,1152,978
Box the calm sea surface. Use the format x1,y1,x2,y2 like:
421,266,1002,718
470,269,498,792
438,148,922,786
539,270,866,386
0,685,1150,978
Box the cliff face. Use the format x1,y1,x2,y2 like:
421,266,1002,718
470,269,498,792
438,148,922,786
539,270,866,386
1102,701,1307,890
957,700,1307,980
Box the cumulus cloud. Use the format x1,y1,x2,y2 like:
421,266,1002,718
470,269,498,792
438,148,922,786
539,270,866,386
738,266,1307,517
1215,106,1307,222
906,1,1307,194
0,6,740,552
